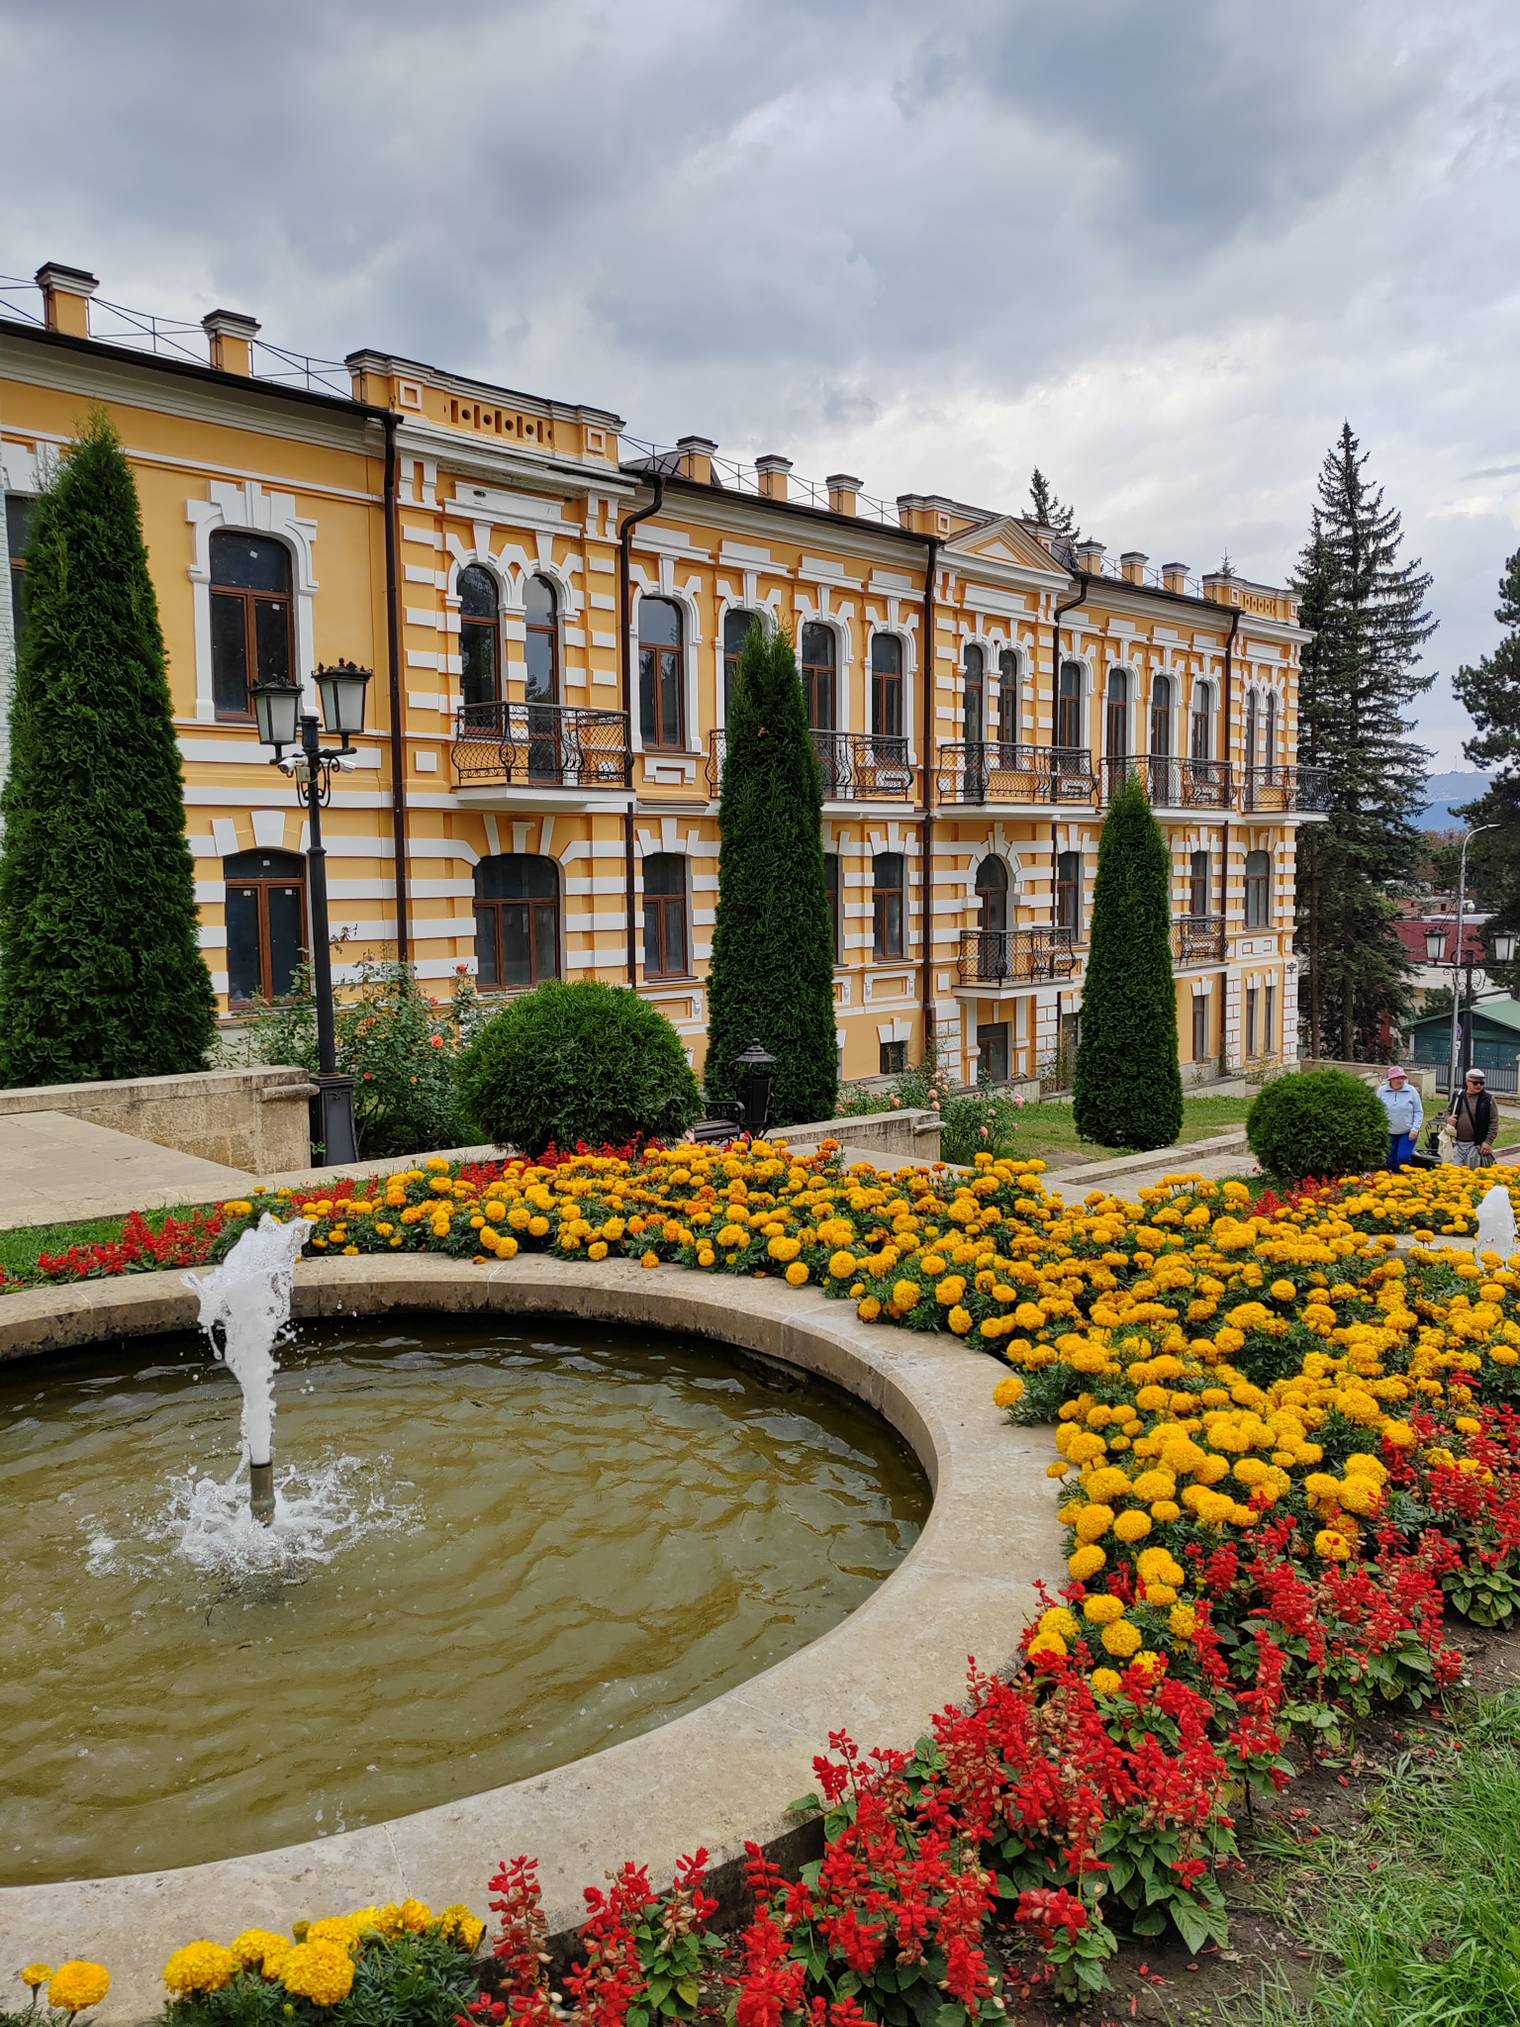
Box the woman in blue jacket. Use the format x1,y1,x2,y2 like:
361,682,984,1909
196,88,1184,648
1376,1067,1423,1170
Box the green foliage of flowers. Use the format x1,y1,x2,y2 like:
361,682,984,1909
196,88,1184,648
455,979,702,1155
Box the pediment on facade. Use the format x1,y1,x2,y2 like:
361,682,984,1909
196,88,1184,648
944,517,1069,577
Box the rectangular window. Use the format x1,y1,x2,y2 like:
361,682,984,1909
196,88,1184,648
226,874,305,1005
639,646,685,748
1189,851,1210,918
1055,851,1082,934
1192,991,1209,1062
5,494,35,652
977,1022,1010,1085
1265,982,1277,1058
880,1040,907,1075
872,853,905,960
1245,985,1260,1060
642,854,689,978
825,852,843,965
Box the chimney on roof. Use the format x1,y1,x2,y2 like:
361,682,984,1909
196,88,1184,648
1075,539,1104,574
1162,561,1189,595
827,472,862,517
675,435,717,484
755,453,791,502
34,262,98,340
1120,550,1148,585
202,308,260,377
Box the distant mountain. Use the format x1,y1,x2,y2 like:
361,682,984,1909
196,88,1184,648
1419,771,1492,830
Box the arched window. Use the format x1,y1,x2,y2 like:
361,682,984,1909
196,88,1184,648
800,622,837,731
638,597,685,750
872,852,905,959
1105,666,1130,762
1189,849,1211,917
459,564,502,715
870,633,903,740
210,531,294,721
997,650,1019,750
642,853,689,977
824,851,843,964
963,643,985,744
474,853,560,990
976,855,1009,938
1244,849,1271,928
723,609,759,715
225,848,305,1006
1056,659,1084,751
524,576,559,704
1244,689,1260,773
1190,682,1213,761
1150,672,1173,756
1055,850,1082,934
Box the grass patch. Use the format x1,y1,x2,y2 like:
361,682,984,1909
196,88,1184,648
1010,1092,1253,1164
0,1201,214,1280
1226,1690,1520,2024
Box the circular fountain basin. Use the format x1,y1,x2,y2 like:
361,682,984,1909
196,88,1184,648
1,1314,927,1886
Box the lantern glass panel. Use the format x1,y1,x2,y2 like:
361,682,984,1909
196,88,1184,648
253,677,300,750
317,663,370,740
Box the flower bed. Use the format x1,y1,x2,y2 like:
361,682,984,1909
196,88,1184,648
16,1147,1520,2015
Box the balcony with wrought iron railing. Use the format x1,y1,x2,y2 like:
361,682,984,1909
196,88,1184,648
957,926,1079,987
1098,754,1235,809
935,742,1097,806
1174,915,1227,966
452,701,629,791
1241,765,1332,814
706,727,914,801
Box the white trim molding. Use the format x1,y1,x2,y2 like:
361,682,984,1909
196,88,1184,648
186,480,319,723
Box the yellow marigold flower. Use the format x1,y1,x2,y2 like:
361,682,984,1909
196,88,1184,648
1083,1592,1125,1626
696,1246,716,1268
397,1898,432,1933
641,1250,660,1268
1101,1619,1142,1659
1113,1509,1152,1543
1027,1630,1068,1662
935,1274,966,1305
1074,1502,1115,1542
1038,1605,1079,1641
230,1930,291,1976
588,1240,609,1261
785,1260,810,1286
437,1905,486,1952
1132,1649,1164,1676
21,1966,54,1991
1090,1667,1123,1696
828,1250,857,1279
767,1235,802,1263
46,1964,110,2016
163,1944,235,1998
857,1295,882,1321
305,1918,359,1953
947,1305,973,1336
1168,1602,1198,1640
992,1373,1025,1410
891,1277,923,1312
281,1941,354,2007
1068,1543,1106,1581
1314,1527,1353,1560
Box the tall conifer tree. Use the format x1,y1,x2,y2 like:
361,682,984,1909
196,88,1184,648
0,413,216,1084
705,622,838,1126
1027,468,1079,540
1292,423,1435,1059
1072,776,1182,1150
1452,545,1520,991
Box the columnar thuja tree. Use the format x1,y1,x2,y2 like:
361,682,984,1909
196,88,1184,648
705,621,838,1125
0,412,216,1084
1073,774,1182,1150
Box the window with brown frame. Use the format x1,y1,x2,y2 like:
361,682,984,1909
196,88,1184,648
5,494,35,654
1055,850,1082,934
1105,666,1130,762
880,1039,907,1075
639,597,685,749
1150,672,1173,756
225,848,306,1006
1264,982,1277,1057
1192,990,1211,1063
459,564,502,713
474,853,560,989
642,852,689,977
801,621,837,731
976,855,1009,936
977,1021,1010,1086
1189,849,1210,917
872,851,905,959
963,643,985,743
209,531,294,721
1056,659,1084,749
1244,690,1259,772
1245,984,1260,1059
1244,849,1271,928
524,575,558,703
870,633,903,738
723,608,759,716
1190,682,1213,761
824,852,843,964
997,649,1018,747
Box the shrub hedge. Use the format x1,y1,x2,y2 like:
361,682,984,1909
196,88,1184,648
1246,1066,1389,1183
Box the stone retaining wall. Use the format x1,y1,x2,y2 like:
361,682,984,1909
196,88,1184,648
771,1106,941,1159
0,1065,314,1175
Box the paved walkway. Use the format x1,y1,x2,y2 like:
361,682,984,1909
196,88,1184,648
0,1112,261,1231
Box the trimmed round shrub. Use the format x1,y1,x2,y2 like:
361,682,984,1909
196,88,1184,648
455,980,702,1156
1245,1068,1389,1184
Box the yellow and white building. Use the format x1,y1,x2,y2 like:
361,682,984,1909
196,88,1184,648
0,261,1324,1088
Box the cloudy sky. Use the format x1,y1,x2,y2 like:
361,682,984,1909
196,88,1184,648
6,0,1518,767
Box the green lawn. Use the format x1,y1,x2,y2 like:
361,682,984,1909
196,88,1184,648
1010,1092,1253,1165
1225,1691,1520,2024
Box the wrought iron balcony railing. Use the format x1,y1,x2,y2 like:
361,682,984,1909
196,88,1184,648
1101,755,1235,808
935,742,1097,805
1174,915,1227,965
706,728,914,800
1241,765,1332,813
452,700,629,788
957,926,1079,986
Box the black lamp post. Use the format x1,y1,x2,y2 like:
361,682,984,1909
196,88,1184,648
249,659,373,1169
1427,921,1519,1092
735,1041,778,1133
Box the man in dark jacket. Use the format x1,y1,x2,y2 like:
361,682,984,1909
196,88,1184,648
1446,1067,1498,1167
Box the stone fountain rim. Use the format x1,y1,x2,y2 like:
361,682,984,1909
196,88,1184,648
0,1252,1059,2023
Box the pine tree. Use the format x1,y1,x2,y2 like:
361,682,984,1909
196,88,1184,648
1028,468,1079,540
705,621,838,1126
1292,423,1436,1059
1452,546,1520,993
0,412,216,1084
1072,775,1182,1150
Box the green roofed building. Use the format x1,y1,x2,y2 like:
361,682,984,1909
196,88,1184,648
1408,995,1520,1096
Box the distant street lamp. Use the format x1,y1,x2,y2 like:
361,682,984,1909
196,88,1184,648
249,660,373,1168
1444,824,1500,1097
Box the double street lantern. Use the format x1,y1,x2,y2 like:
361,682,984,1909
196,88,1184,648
1426,920,1520,1089
248,662,375,1169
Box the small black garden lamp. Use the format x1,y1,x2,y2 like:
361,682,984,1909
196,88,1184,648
249,660,374,1169
736,1041,778,1133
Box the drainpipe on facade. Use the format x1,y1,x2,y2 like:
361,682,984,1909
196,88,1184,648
1050,571,1088,1059
1219,604,1240,996
0,463,12,833
382,413,410,962
617,473,666,985
919,536,940,1062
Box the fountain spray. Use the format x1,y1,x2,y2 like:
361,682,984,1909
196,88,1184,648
186,1213,313,1524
